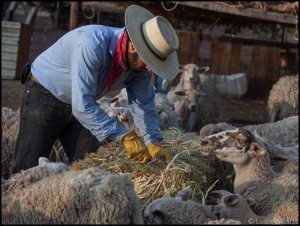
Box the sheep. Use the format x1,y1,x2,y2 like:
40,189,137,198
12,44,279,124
164,64,210,104
110,88,129,107
211,191,298,224
102,105,140,136
1,107,69,179
199,117,299,174
172,80,220,132
2,157,69,193
200,128,298,219
2,167,143,224
267,74,298,122
144,187,241,224
155,92,182,130
1,107,20,179
200,115,299,148
144,187,218,224
164,64,220,132
98,92,182,132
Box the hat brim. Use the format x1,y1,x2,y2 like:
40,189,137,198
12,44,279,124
125,5,179,80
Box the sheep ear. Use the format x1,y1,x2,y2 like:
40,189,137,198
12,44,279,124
224,194,239,206
206,191,223,205
249,142,265,156
39,157,49,166
152,210,164,222
110,97,119,103
246,197,257,208
174,90,186,96
198,66,210,73
175,187,192,201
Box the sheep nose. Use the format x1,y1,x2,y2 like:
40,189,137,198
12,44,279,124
190,104,196,112
201,140,209,146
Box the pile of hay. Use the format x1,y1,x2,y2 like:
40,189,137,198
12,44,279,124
70,127,233,209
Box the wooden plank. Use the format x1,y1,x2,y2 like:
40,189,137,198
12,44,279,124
176,30,199,65
209,37,221,74
82,2,129,13
2,36,19,43
16,23,32,79
169,1,297,25
249,45,269,91
1,60,17,70
267,47,281,84
1,21,22,29
1,44,19,53
229,42,242,74
1,69,17,79
24,6,38,25
1,52,18,62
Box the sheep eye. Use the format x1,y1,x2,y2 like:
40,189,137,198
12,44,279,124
237,138,243,143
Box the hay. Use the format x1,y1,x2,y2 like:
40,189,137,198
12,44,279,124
70,127,233,209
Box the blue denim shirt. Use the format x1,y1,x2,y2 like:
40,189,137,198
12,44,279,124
31,25,163,146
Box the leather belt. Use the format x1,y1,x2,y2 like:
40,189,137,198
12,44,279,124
30,74,41,85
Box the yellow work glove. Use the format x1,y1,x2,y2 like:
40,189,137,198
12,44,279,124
148,142,173,162
120,130,150,164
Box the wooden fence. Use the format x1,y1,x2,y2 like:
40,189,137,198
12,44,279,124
176,30,298,96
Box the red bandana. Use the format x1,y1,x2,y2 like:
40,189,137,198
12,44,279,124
106,30,129,91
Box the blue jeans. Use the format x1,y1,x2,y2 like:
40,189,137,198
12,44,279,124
12,80,100,174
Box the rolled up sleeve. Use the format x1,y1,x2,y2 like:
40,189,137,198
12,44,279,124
69,43,128,143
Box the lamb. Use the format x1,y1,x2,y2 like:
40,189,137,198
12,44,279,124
211,191,298,224
2,167,143,224
144,187,241,224
111,88,129,107
267,74,298,122
98,91,182,131
199,115,299,148
2,157,69,193
144,187,218,224
103,105,140,135
200,128,298,220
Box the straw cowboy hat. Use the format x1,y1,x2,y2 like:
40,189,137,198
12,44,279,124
125,5,179,80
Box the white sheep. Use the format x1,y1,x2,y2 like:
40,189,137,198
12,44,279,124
199,117,299,174
267,74,298,122
2,167,143,224
200,128,298,220
98,92,182,132
1,107,69,179
144,187,241,224
165,64,220,132
102,105,140,135
144,187,218,224
199,116,298,148
212,191,298,224
1,107,20,179
165,64,211,105
2,157,69,193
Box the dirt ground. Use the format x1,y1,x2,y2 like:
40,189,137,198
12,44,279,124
1,79,270,126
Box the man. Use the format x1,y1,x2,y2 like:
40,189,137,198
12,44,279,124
12,5,180,173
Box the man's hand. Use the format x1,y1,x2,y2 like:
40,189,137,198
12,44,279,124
148,142,173,162
120,130,150,163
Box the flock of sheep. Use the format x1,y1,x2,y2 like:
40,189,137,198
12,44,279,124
1,64,298,224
